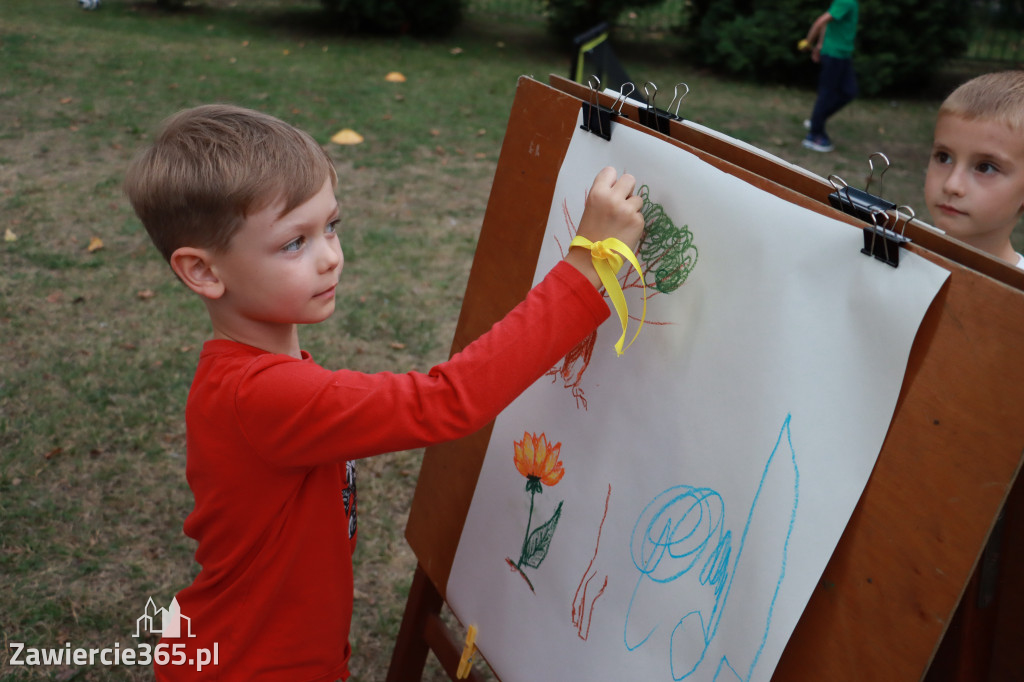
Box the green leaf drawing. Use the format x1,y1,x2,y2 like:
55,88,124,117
521,501,563,569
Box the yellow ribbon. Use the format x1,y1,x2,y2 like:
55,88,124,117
570,235,646,356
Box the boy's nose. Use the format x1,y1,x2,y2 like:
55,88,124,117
318,238,342,272
943,166,966,196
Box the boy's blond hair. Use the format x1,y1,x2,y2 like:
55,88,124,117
124,104,337,262
939,70,1024,133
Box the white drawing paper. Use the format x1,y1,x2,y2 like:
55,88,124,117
446,113,949,682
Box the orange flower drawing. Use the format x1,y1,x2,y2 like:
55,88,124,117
508,432,566,592
514,432,565,493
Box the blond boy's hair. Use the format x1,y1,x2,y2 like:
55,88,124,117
939,70,1024,133
124,104,337,262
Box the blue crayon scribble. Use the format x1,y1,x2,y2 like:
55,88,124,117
624,414,799,681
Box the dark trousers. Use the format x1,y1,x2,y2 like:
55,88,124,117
809,55,857,137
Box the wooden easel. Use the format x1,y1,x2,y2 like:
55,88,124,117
387,75,1024,682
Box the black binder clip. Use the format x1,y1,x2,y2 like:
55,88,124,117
860,208,912,268
827,153,896,217
636,81,687,135
827,153,912,268
580,75,619,141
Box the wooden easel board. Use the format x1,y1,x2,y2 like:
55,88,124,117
400,76,1024,680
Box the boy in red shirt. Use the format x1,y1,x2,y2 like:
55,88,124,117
123,104,644,680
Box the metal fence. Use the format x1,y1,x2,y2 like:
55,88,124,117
464,0,1024,65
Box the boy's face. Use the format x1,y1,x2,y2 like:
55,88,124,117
924,113,1024,249
211,177,343,330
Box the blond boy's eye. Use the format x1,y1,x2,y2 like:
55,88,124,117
326,219,340,235
977,161,998,174
283,237,304,252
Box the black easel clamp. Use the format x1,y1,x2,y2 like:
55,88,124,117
580,101,618,141
860,210,911,268
828,165,913,269
636,81,688,135
579,75,619,141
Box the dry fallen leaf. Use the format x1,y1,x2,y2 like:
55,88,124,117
46,291,63,304
137,289,156,300
390,342,406,350
385,71,406,83
330,128,364,145
4,228,16,242
449,47,463,55
87,236,104,252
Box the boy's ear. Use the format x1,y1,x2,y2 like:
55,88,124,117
170,247,225,299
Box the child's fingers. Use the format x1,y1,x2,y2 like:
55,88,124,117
591,167,638,198
591,166,618,191
612,172,638,199
626,193,644,214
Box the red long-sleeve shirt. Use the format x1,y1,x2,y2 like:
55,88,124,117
155,261,610,681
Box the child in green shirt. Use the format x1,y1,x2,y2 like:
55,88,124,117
801,0,859,152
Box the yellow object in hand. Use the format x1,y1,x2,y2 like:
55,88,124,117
797,39,810,51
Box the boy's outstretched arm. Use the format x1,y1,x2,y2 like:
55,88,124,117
804,11,833,61
565,166,646,289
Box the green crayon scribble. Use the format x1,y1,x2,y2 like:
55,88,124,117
636,185,698,294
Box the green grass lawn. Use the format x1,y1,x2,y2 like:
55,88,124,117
0,1,1018,681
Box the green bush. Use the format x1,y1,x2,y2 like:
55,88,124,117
320,0,462,36
688,0,972,96
546,0,666,41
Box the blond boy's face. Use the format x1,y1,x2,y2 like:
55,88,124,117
924,113,1024,252
211,177,343,332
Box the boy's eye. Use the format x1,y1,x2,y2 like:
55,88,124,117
326,219,340,235
933,150,951,164
282,237,305,252
976,161,998,174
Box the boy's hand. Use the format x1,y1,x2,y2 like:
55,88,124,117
566,167,646,289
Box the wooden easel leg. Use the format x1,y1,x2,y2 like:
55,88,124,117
989,473,1024,681
387,562,490,682
926,472,1024,682
387,563,441,682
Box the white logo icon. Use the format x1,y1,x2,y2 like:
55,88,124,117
133,597,196,639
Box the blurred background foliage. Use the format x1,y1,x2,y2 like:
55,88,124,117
148,0,1023,96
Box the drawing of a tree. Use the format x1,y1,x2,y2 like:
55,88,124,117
548,184,698,408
